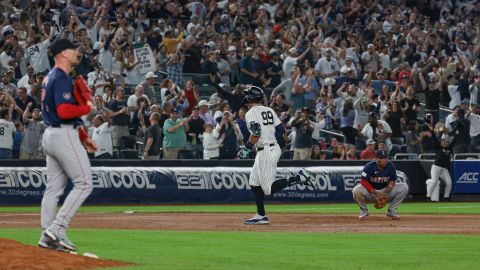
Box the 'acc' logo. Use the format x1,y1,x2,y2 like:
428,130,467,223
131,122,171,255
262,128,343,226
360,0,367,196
63,92,72,100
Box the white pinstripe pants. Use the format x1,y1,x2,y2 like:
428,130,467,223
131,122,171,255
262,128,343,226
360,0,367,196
249,144,282,195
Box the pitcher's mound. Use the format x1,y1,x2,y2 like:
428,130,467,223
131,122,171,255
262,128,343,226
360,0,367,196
0,238,130,270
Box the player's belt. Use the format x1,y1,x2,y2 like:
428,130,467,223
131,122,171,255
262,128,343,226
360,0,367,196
257,143,276,152
48,123,79,129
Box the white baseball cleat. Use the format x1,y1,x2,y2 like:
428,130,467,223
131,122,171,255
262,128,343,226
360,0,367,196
358,210,369,220
298,169,320,190
244,214,269,225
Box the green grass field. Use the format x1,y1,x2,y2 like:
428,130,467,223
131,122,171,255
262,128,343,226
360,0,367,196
1,203,480,270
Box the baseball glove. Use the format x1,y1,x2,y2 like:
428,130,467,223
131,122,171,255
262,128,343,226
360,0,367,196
237,145,250,159
73,75,93,106
374,192,388,209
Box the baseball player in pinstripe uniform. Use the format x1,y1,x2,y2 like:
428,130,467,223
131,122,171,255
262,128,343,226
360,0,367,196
38,38,97,252
241,86,320,225
426,136,452,202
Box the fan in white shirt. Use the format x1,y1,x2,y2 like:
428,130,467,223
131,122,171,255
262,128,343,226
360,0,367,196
90,115,113,158
201,123,225,159
447,75,461,109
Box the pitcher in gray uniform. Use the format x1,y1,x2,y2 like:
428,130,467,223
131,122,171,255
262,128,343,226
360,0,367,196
38,38,97,252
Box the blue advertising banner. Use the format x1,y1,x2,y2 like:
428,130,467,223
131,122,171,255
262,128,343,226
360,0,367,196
0,166,409,205
453,161,480,193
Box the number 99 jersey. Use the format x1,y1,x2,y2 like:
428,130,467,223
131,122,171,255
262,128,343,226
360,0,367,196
245,105,281,146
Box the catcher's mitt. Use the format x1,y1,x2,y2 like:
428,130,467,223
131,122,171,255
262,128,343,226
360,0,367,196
374,192,388,209
73,76,93,106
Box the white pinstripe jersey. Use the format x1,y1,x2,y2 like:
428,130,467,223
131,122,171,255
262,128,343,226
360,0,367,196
245,105,281,147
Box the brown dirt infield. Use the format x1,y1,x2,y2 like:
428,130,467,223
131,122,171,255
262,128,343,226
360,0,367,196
0,238,129,270
1,212,480,234
1,212,479,270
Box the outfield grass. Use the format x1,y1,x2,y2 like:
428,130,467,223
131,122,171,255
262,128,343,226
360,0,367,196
2,203,479,270
1,202,480,214
1,228,479,270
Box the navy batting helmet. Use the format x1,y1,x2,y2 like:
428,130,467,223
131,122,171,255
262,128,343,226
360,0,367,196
243,85,264,104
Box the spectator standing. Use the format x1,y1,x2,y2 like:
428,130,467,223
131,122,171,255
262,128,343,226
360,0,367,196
108,89,130,151
420,115,437,154
420,72,442,125
266,51,283,88
0,109,16,159
201,51,219,84
291,108,314,160
14,87,36,118
361,112,393,151
127,84,148,120
197,100,216,126
469,75,480,106
182,80,200,116
202,122,224,160
466,104,480,147
400,87,420,124
216,111,242,159
361,44,380,73
226,46,240,85
166,45,185,87
215,50,231,87
19,106,45,159
448,108,470,154
142,112,161,160
142,72,158,102
239,47,257,85
340,98,356,144
187,107,205,158
447,75,461,109
283,47,309,81
16,66,35,94
213,83,244,114
315,48,340,84
383,101,405,138
163,108,188,159
156,45,169,73
370,70,394,95
87,62,110,96
405,120,421,156
91,115,113,159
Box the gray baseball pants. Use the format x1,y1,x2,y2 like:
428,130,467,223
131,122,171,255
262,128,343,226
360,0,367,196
352,183,409,212
40,126,93,234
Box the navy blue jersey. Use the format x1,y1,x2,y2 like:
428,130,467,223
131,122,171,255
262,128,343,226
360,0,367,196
361,161,397,190
41,67,82,127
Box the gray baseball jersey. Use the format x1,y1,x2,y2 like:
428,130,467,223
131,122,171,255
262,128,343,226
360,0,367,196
246,105,282,195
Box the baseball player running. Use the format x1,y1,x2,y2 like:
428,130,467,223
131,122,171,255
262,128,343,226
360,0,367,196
38,38,97,252
352,150,409,219
241,85,320,225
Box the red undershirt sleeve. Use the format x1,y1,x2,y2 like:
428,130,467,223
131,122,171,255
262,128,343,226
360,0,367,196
360,179,376,193
78,127,88,142
57,103,90,120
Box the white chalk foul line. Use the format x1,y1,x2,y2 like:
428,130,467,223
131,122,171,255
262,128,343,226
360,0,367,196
436,205,480,209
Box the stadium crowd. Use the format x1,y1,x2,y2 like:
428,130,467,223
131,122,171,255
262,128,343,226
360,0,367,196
0,0,480,160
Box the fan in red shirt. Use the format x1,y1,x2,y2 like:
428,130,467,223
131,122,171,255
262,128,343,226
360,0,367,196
360,138,376,160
